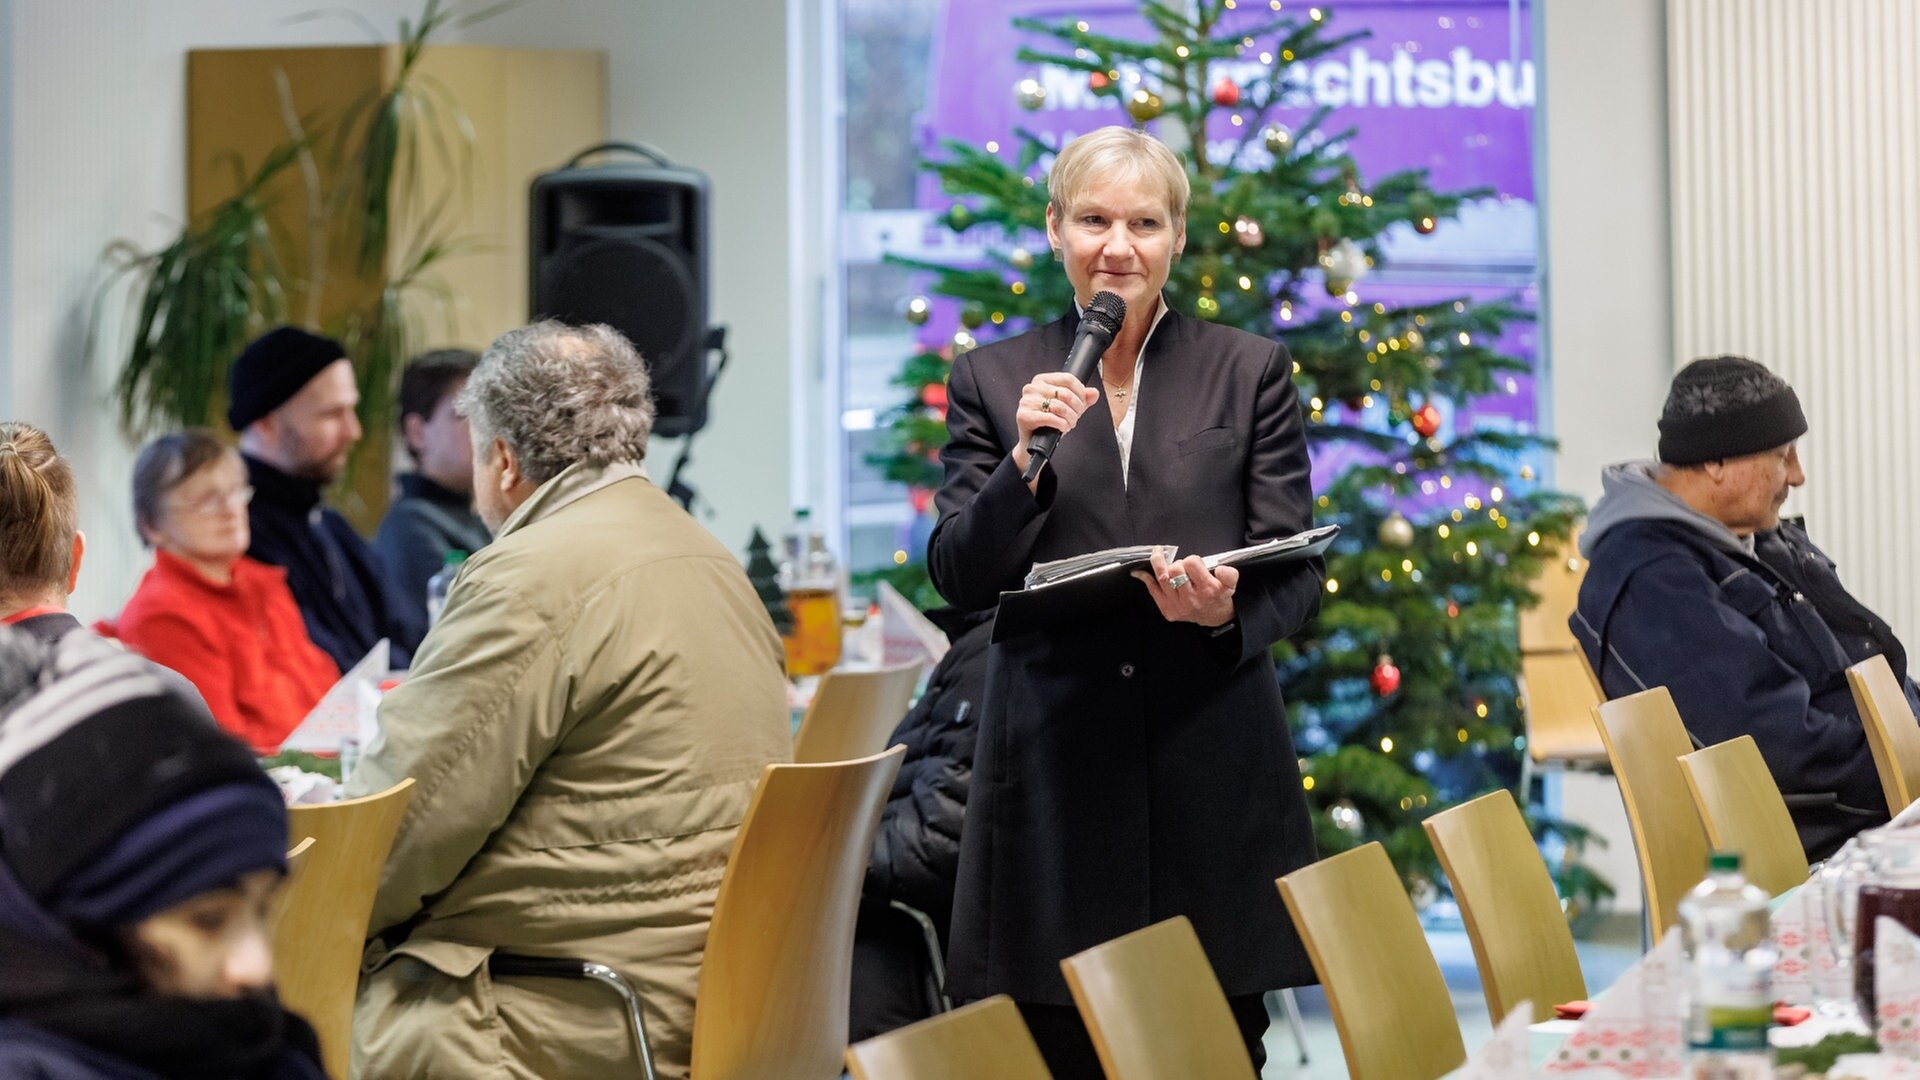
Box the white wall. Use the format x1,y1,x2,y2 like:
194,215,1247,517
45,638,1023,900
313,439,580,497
455,0,803,560
1536,0,1676,914
1538,0,1674,504
2,0,424,621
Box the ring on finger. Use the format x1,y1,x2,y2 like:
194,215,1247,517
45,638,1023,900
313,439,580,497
1168,573,1191,590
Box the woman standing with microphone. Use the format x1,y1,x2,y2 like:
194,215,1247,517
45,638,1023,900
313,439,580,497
930,126,1325,1074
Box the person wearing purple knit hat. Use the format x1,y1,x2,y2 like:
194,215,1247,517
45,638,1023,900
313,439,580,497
0,626,326,1079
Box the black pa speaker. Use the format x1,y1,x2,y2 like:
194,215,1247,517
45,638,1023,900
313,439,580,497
530,143,712,437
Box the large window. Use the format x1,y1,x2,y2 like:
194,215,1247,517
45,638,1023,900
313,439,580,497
835,0,1541,586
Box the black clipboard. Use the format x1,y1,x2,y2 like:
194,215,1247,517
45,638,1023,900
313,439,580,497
990,524,1339,642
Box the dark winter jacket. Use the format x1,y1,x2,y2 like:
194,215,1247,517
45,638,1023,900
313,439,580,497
850,608,992,1041
1573,462,1914,860
863,609,993,932
244,455,423,672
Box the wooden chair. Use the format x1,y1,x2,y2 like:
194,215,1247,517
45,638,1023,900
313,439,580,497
1520,651,1608,768
1423,790,1586,1023
272,779,415,1080
1518,536,1586,654
1678,735,1809,896
844,995,1051,1080
1848,653,1920,814
792,661,923,763
690,745,905,1077
1592,687,1709,941
1278,844,1466,1080
1059,916,1255,1080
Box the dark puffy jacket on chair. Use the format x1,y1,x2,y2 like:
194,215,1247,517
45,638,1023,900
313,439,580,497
848,609,992,1042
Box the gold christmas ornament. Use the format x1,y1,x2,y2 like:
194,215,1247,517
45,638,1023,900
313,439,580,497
1378,512,1415,549
960,301,987,330
1008,246,1035,271
1233,216,1265,249
1016,77,1046,111
1262,123,1293,155
904,295,931,326
1125,88,1165,123
951,329,978,355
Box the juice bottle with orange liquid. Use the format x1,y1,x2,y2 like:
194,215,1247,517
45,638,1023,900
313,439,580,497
781,508,842,676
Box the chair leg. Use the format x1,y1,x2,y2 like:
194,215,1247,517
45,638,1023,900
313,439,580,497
1278,987,1310,1066
889,900,952,1014
489,954,657,1080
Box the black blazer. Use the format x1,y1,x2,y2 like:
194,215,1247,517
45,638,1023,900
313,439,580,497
930,307,1324,1004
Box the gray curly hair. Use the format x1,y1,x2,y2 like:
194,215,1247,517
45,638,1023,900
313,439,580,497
457,321,655,485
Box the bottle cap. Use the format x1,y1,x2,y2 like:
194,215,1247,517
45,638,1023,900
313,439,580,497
1708,851,1741,873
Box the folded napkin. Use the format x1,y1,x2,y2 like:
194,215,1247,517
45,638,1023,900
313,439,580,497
1544,929,1685,1077
1773,878,1854,1006
1877,915,1920,1059
1459,1004,1533,1080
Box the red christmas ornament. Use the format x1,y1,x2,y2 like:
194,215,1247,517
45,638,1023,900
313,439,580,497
1090,70,1111,90
909,487,934,515
1210,77,1241,107
1411,402,1442,439
1371,655,1402,697
920,382,949,410
1446,601,1460,619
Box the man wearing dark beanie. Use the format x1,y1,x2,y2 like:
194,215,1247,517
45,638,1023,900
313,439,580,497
0,625,327,1078
229,326,423,670
1572,355,1918,859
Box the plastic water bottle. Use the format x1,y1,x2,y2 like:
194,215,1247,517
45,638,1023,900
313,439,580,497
1679,851,1775,1078
425,550,467,626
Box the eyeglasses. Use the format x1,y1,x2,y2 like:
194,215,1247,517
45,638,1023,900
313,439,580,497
172,485,254,517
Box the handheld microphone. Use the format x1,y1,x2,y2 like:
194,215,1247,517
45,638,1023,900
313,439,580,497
1021,290,1126,483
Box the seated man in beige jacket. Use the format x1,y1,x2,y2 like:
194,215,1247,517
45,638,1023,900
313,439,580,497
346,321,791,1079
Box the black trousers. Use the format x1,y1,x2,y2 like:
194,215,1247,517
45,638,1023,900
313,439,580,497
1017,993,1271,1079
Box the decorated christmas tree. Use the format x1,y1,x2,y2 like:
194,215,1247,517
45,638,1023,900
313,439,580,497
866,0,1599,906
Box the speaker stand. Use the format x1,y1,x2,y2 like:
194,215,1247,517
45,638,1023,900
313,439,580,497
665,325,729,514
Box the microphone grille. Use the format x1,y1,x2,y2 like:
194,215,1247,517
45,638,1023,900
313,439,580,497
1083,291,1127,335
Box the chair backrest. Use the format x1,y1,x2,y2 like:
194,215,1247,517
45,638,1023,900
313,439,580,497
1678,735,1809,896
690,745,905,1079
844,995,1051,1080
1518,536,1585,654
1848,653,1920,814
1591,687,1708,940
273,779,416,1080
1277,843,1466,1080
1520,652,1608,765
1423,790,1586,1023
791,662,923,764
1057,916,1254,1080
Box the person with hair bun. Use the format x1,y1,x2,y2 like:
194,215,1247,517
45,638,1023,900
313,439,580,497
0,421,86,643
113,429,338,754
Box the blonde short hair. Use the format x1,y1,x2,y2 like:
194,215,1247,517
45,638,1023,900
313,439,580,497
1047,126,1191,224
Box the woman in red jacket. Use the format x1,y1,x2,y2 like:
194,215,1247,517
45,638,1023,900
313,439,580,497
116,430,338,753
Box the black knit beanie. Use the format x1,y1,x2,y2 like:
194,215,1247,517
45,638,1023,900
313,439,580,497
1657,355,1808,465
226,326,350,431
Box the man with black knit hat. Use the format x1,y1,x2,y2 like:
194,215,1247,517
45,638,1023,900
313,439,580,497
229,326,423,670
1573,355,1919,860
0,625,327,1078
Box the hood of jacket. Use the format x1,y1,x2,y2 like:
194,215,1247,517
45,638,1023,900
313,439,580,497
1580,461,1751,559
